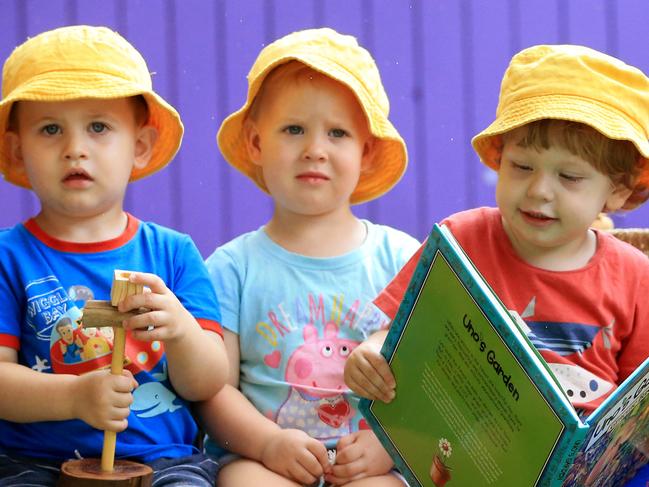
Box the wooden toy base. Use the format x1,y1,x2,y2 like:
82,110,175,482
57,458,153,486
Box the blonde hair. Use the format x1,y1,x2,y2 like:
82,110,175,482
503,120,648,209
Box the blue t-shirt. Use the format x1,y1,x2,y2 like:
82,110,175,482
0,214,222,462
204,221,419,451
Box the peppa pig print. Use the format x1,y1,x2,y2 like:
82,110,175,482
276,322,360,440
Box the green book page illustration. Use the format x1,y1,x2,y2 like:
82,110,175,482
369,250,565,486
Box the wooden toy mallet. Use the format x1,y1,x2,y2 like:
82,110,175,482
57,270,152,486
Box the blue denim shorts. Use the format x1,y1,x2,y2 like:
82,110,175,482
0,452,219,486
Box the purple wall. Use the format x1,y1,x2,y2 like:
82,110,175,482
1,0,648,256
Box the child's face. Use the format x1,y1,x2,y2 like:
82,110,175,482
5,98,155,222
246,75,372,218
57,324,74,343
496,132,631,264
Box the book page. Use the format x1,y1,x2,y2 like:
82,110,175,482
368,250,567,486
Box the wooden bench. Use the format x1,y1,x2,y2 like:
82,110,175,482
608,228,649,257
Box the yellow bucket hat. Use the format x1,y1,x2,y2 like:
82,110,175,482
217,27,407,204
0,25,183,189
472,44,649,206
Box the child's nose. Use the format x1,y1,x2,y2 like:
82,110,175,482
63,132,88,160
302,134,327,162
527,173,554,201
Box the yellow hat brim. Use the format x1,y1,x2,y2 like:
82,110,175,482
473,94,649,171
0,70,183,189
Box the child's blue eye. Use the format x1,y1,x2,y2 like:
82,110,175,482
329,128,348,138
90,122,107,133
42,124,60,135
284,125,303,135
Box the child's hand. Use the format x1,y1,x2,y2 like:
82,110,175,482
117,272,194,343
344,339,395,402
72,369,138,431
325,430,394,484
260,428,331,485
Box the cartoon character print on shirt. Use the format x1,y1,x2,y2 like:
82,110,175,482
276,322,360,440
26,276,164,377
516,296,614,407
25,276,94,374
53,315,84,364
48,284,119,374
549,362,613,405
131,362,182,418
253,292,388,437
65,285,114,361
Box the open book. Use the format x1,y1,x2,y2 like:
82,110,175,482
359,223,649,487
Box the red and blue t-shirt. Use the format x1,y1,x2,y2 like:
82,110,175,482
0,214,222,462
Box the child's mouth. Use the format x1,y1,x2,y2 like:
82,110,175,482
296,171,329,184
521,210,557,225
64,174,90,181
63,169,93,185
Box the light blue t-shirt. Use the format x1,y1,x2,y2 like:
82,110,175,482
205,221,419,450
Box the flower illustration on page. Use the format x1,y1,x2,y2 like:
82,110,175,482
439,438,453,459
430,437,453,486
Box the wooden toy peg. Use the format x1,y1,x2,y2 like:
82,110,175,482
111,270,144,307
57,458,152,486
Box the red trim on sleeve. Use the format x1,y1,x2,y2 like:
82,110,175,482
24,213,139,253
374,243,425,320
0,334,20,350
197,319,223,338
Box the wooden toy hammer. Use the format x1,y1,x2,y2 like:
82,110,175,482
57,270,152,485
82,270,143,472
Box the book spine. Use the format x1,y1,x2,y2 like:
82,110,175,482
539,426,588,486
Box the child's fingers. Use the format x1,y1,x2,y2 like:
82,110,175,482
113,371,137,393
287,447,324,485
287,463,319,486
122,309,168,332
334,438,362,466
329,458,365,483
345,371,383,402
345,359,394,402
129,326,159,341
106,399,133,422
335,433,357,453
306,439,330,473
117,289,165,313
364,352,396,389
104,417,129,433
121,369,139,390
325,454,368,486
111,393,134,410
123,308,183,342
360,354,396,402
127,272,167,294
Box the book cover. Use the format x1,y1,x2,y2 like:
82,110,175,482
561,359,649,486
359,223,648,487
